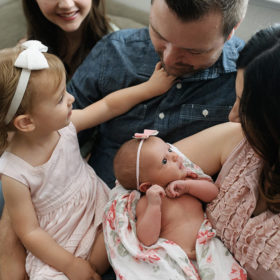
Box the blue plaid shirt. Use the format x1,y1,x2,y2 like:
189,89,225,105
67,28,244,188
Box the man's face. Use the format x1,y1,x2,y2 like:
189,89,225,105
149,0,227,77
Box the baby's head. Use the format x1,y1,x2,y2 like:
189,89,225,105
0,41,66,151
114,136,187,192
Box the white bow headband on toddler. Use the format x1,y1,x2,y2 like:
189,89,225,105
133,129,159,190
4,40,49,124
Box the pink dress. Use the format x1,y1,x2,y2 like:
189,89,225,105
0,122,110,279
206,138,280,280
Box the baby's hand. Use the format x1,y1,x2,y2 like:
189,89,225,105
146,184,166,205
166,180,189,198
65,257,101,280
148,62,176,95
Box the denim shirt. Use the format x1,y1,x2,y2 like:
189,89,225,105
67,28,244,188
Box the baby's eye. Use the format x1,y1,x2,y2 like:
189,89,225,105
162,158,167,164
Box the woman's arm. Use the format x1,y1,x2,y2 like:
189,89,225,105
72,62,176,132
2,175,99,280
174,122,244,176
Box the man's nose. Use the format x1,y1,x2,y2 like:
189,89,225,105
162,43,183,66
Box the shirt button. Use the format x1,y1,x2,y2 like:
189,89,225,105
159,112,165,119
202,109,209,117
176,83,182,89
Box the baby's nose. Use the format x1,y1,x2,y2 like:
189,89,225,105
171,153,178,161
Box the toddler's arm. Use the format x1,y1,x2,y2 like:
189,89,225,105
72,62,176,132
2,175,101,280
166,179,218,202
136,185,165,246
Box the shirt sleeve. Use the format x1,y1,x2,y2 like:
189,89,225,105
66,33,113,109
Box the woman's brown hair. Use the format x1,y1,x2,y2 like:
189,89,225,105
22,0,110,79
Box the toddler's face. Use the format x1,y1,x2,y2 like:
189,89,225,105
140,137,188,187
30,71,74,132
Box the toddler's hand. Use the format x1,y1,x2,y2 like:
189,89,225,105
65,257,101,280
166,180,189,198
148,62,176,95
146,184,166,205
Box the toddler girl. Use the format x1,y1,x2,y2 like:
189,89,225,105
0,41,175,280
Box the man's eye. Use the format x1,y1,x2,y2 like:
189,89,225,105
162,158,167,164
168,147,172,152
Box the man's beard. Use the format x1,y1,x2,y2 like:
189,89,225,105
160,60,198,77
159,56,210,77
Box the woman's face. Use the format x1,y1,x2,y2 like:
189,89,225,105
229,69,244,122
36,0,92,33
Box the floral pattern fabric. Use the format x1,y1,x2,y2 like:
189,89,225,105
103,185,247,280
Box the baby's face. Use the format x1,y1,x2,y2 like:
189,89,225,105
140,137,187,187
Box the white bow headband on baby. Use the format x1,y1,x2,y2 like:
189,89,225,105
4,40,49,124
133,129,159,190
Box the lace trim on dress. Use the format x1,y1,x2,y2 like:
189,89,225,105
235,211,280,272
206,140,280,272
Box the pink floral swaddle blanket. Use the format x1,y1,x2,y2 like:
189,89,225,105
103,145,247,280
103,185,247,280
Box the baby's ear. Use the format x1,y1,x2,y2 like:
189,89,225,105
13,114,35,132
139,182,152,193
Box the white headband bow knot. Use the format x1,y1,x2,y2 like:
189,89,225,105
5,40,49,124
14,40,49,70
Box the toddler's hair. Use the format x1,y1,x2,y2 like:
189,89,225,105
0,46,65,154
114,138,142,190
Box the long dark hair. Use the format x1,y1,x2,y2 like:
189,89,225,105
22,0,110,79
237,24,280,213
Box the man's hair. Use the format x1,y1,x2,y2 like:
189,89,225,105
151,0,249,38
